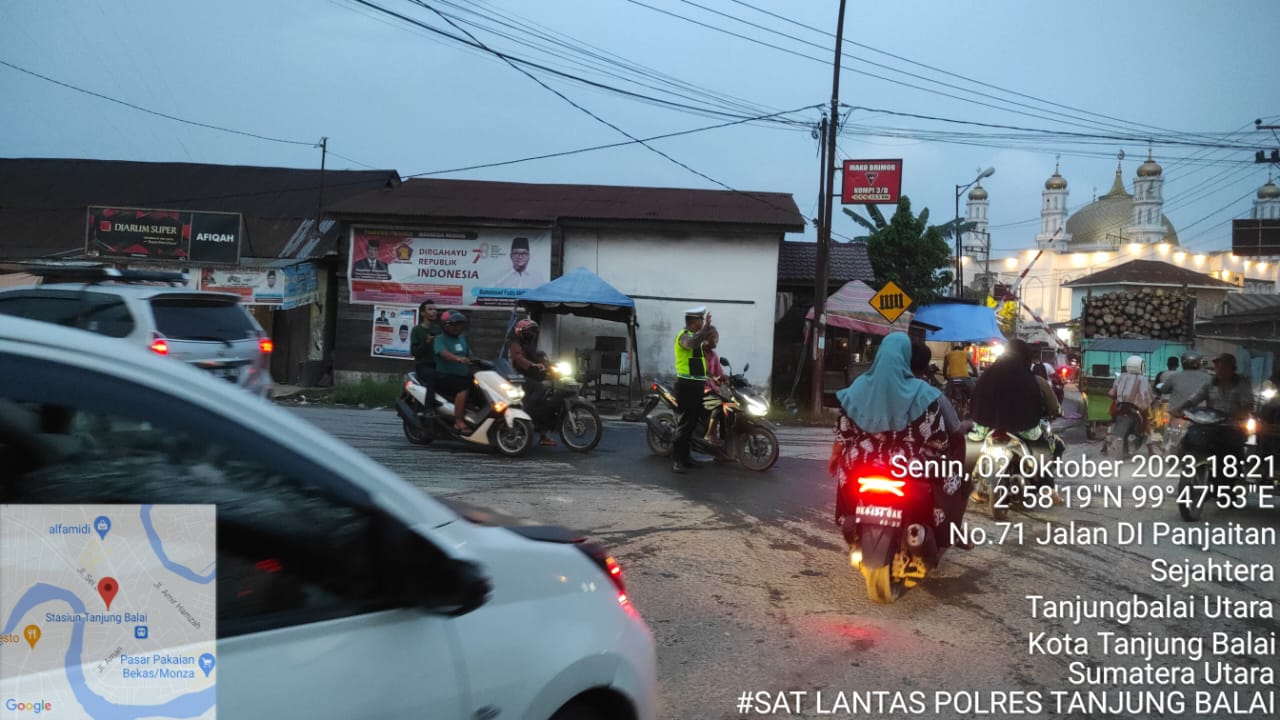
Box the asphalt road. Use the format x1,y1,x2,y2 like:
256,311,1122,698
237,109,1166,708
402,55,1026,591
287,393,1279,720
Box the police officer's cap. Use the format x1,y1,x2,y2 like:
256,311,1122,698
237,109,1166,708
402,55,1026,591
684,305,708,318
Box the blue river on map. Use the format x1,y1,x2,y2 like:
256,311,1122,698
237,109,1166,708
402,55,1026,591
1,505,216,719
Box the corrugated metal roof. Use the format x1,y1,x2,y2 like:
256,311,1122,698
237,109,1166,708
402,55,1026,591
1222,292,1280,315
329,178,804,230
776,240,874,283
0,159,398,260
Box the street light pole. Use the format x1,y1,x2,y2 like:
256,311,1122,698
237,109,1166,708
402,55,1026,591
954,166,995,297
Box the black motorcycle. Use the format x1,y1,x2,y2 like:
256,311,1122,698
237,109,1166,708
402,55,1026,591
839,462,952,604
637,359,779,471
524,359,604,452
1174,407,1255,521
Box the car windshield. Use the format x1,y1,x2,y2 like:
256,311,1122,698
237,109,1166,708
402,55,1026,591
151,298,256,341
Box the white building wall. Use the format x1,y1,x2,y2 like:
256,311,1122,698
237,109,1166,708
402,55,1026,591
553,228,780,391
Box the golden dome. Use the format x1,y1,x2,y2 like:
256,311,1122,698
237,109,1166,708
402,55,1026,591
1137,157,1163,177
1064,193,1178,248
968,183,988,201
1259,180,1280,199
1045,172,1068,190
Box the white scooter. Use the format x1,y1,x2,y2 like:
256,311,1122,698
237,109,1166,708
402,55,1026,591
396,360,535,456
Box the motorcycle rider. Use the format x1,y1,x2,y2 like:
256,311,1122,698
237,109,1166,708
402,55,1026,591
1159,351,1211,408
1031,363,1063,419
911,339,971,459
434,310,477,433
970,339,1062,502
1155,356,1180,388
1171,352,1254,454
943,343,977,408
702,326,727,446
410,300,443,407
1104,355,1154,454
672,306,715,474
829,333,972,549
509,319,555,446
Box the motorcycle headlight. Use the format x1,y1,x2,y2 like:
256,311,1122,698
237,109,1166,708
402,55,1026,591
499,382,524,400
1263,387,1277,401
554,360,573,377
1245,417,1257,435
984,445,1009,460
746,399,768,416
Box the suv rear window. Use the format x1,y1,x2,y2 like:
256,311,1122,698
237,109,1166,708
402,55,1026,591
0,293,135,338
150,298,257,341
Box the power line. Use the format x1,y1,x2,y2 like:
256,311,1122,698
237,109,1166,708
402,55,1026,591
354,0,812,228
0,58,318,147
406,105,819,176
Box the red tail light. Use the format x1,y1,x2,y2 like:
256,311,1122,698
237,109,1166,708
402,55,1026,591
149,335,169,355
651,383,659,391
259,337,274,354
857,476,906,496
576,542,629,606
991,430,1011,440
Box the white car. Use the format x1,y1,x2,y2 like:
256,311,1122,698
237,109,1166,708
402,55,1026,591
0,269,273,397
0,316,656,720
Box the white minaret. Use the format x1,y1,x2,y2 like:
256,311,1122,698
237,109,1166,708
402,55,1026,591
1036,159,1070,249
963,181,991,292
1254,174,1280,220
1125,148,1166,244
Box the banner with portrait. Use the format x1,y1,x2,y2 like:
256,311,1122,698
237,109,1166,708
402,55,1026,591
198,262,317,309
348,227,551,307
370,305,417,359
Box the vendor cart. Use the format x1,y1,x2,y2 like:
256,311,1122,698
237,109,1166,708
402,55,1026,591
1078,337,1189,440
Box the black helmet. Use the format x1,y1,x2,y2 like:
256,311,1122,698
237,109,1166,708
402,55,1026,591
1180,351,1202,370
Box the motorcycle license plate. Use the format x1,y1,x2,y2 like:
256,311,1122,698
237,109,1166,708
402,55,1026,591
855,504,902,526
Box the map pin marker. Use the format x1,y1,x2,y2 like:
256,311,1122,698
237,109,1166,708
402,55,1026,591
97,577,119,610
94,515,112,540
23,624,41,649
198,653,216,678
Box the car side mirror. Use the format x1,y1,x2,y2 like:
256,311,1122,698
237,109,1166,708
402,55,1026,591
440,558,491,617
403,533,491,616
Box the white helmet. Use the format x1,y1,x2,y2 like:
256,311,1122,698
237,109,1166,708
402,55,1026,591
1124,355,1145,374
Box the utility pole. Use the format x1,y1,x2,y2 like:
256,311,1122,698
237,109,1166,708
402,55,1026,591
808,0,848,419
314,137,329,240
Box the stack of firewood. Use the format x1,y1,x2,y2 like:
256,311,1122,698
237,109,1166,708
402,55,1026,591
1081,288,1193,340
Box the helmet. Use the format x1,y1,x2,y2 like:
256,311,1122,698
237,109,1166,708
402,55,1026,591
514,319,538,340
1180,351,1202,370
1124,355,1145,374
440,310,468,328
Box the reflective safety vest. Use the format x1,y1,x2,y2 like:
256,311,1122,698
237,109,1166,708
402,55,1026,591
674,329,706,380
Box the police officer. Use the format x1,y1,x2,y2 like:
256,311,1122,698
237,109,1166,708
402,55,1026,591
672,306,714,473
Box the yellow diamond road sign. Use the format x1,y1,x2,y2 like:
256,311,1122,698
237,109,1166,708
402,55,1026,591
869,281,911,323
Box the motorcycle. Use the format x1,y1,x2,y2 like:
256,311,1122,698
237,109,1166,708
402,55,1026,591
524,359,604,451
1174,407,1258,521
969,419,1062,521
944,377,973,420
395,359,536,456
638,358,779,471
840,464,951,604
1101,402,1149,457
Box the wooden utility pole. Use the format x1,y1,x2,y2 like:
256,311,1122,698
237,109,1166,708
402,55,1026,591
314,137,328,239
808,0,849,419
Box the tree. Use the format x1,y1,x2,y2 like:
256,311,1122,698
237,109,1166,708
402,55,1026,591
844,196,959,306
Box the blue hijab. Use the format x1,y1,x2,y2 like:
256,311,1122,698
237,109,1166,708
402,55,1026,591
836,332,941,433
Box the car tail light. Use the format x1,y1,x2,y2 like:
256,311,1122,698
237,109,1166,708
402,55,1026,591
857,476,906,496
575,541,628,606
149,334,169,355
259,337,274,354
1058,367,1068,378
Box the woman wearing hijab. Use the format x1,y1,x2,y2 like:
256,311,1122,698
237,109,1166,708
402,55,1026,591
829,332,971,548
970,339,1045,434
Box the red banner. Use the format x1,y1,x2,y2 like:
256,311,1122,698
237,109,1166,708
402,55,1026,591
841,159,903,204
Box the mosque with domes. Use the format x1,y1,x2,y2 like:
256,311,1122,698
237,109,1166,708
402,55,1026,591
957,151,1280,342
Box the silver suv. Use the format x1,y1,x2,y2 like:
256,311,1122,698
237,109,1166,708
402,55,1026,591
0,269,272,397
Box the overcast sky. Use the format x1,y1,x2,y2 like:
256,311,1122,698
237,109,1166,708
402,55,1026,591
3,0,1277,257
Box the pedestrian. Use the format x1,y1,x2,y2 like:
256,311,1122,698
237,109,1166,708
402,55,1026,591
410,300,442,406
671,306,715,473
829,332,972,549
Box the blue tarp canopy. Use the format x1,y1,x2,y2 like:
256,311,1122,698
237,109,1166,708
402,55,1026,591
911,302,1004,343
518,267,635,323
